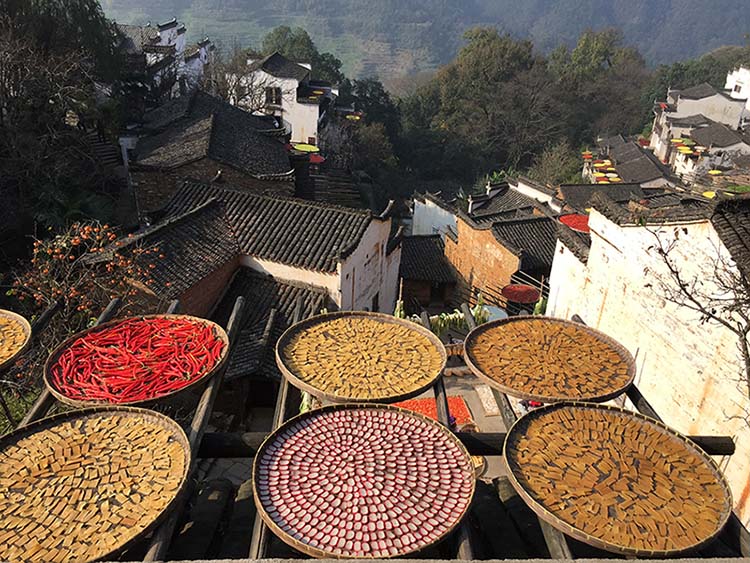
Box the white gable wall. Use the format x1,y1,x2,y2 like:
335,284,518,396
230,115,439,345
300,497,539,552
676,94,745,129
412,198,457,238
548,210,750,525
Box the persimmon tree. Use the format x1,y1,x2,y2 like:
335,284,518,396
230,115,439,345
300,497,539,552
4,222,160,395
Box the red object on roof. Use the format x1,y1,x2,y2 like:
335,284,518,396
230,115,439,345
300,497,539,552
501,284,541,304
284,143,293,151
309,154,325,164
560,214,590,234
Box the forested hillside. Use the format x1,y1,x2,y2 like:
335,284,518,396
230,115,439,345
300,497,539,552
101,0,750,79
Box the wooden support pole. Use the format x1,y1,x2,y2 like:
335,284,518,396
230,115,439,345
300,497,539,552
462,302,573,560
249,297,304,560
17,298,121,429
144,296,245,562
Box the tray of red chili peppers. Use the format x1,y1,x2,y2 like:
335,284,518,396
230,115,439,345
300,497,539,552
44,315,229,407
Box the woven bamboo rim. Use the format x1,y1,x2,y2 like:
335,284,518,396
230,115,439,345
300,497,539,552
252,403,475,559
0,406,191,563
43,314,230,408
276,311,447,403
463,316,636,402
0,308,32,372
503,402,733,556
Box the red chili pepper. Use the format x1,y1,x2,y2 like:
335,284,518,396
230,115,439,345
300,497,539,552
49,317,226,404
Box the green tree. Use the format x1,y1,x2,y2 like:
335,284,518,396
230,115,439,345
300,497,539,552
527,141,582,186
1,0,122,81
261,26,345,84
351,78,401,141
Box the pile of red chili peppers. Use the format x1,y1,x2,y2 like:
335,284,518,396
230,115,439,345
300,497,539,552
48,316,225,403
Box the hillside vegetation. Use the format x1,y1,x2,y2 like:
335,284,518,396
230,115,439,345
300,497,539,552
101,0,750,79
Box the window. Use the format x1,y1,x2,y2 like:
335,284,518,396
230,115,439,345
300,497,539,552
734,84,743,93
265,87,282,106
308,136,316,145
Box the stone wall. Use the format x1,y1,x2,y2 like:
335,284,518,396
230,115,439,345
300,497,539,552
445,217,520,297
132,158,294,212
548,209,750,525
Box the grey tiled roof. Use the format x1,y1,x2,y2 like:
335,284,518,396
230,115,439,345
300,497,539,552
399,236,455,283
615,156,666,184
116,24,159,53
712,196,750,279
679,83,720,100
136,91,293,179
92,199,239,299
491,216,558,273
250,52,310,82
558,184,644,212
691,123,744,148
212,268,332,380
470,186,539,223
164,180,374,273
667,114,713,128
136,115,214,169
589,191,712,226
556,225,590,264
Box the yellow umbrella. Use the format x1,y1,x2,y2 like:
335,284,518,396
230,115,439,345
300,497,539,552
594,163,607,168
593,172,606,177
312,90,325,95
610,177,623,183
606,167,617,171
292,143,320,153
708,170,723,176
703,191,716,199
671,138,685,143
597,181,611,184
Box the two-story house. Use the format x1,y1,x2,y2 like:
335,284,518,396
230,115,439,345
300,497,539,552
233,52,338,145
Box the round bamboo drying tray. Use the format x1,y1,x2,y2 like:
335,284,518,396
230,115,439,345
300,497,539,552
0,406,191,563
504,402,733,556
44,314,229,408
276,311,447,403
464,316,635,402
253,403,475,559
0,308,32,372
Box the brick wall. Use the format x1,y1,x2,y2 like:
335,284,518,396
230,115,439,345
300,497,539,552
132,158,294,212
445,217,520,297
177,257,239,317
548,210,750,525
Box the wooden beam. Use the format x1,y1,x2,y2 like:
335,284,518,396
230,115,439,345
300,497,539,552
249,296,304,560
463,303,572,559
144,296,245,562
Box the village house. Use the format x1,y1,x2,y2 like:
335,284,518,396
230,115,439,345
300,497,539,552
548,192,750,525
671,122,750,182
589,136,675,189
161,180,401,312
649,77,750,166
725,66,750,109
116,19,213,100
398,235,456,312
128,90,294,212
233,52,339,145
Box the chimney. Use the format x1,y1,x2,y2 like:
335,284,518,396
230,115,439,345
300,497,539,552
467,195,474,214
485,180,492,195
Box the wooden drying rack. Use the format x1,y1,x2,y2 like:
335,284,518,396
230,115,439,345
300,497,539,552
4,299,747,560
